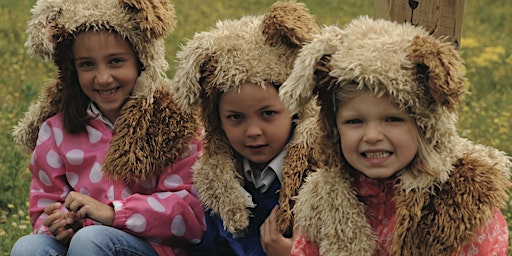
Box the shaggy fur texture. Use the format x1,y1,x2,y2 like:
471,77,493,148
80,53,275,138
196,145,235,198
13,0,200,182
280,16,511,255
171,1,320,234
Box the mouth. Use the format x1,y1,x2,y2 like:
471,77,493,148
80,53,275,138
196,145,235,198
362,151,392,158
97,87,120,96
246,144,267,149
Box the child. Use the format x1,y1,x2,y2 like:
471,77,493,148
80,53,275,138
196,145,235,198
279,16,511,255
10,0,204,255
170,1,320,255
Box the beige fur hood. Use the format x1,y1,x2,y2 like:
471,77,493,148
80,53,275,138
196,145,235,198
171,1,320,235
13,0,201,182
280,16,511,255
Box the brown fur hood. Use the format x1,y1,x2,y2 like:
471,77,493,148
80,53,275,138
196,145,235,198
170,1,320,234
294,140,511,255
280,16,511,255
13,0,201,182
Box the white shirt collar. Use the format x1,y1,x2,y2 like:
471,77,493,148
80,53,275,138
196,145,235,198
88,103,115,131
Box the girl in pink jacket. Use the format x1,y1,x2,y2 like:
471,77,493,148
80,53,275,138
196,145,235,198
10,0,204,255
279,16,511,256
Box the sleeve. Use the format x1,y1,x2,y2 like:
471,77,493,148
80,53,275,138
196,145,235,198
290,233,320,256
28,121,71,235
111,139,206,245
459,207,509,256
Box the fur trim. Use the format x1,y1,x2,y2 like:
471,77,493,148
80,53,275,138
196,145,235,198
293,167,375,256
392,140,511,255
104,81,201,182
172,1,320,234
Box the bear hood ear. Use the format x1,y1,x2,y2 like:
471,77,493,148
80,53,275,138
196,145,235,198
120,0,177,39
407,35,466,110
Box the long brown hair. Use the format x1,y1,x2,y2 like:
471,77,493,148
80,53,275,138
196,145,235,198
54,33,91,133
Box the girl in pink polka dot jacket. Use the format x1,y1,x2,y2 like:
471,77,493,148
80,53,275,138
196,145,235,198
10,0,205,255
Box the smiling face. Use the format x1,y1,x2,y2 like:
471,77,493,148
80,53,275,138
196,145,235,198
335,90,418,179
219,83,293,170
73,30,139,123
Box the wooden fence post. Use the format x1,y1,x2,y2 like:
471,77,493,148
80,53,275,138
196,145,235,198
374,0,465,49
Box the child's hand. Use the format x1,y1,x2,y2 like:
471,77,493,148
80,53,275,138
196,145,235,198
64,191,115,226
260,205,292,256
42,202,78,245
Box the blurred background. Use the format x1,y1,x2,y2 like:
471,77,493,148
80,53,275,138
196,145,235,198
0,0,510,254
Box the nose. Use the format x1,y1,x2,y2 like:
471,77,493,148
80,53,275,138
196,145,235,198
363,122,384,143
245,119,263,137
94,67,113,86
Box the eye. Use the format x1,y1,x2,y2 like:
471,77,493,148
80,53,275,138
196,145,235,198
262,110,276,118
227,114,243,121
76,60,94,69
109,58,125,66
386,116,404,122
345,119,363,124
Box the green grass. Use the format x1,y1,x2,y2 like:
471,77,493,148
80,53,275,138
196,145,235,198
1,0,511,254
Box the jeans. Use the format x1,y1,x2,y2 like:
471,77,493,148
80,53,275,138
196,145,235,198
10,225,158,256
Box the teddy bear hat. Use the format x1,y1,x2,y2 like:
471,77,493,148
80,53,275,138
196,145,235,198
280,16,468,189
171,0,319,112
26,0,176,78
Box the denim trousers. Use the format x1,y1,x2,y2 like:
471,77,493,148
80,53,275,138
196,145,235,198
10,225,158,256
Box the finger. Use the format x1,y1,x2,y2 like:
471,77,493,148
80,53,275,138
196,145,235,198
44,202,61,215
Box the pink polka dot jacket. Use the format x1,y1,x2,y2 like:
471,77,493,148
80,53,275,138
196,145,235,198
29,109,205,256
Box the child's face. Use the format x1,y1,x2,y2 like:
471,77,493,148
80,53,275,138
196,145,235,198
73,30,139,123
219,83,293,170
335,91,418,179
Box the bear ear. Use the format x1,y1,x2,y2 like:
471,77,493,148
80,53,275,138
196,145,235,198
120,0,176,39
408,35,466,110
261,1,319,49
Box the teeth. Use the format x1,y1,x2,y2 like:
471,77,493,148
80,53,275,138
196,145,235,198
364,152,390,158
98,88,117,95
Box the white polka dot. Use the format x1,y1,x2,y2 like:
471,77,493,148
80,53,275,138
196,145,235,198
30,152,35,165
46,150,63,168
156,192,172,199
171,215,186,236
66,149,84,165
126,214,147,233
37,198,55,208
79,187,90,196
147,197,165,212
190,238,201,244
66,172,79,187
108,186,114,201
89,162,103,183
112,201,123,211
53,127,63,147
174,190,188,198
38,123,51,142
164,174,184,189
86,125,102,143
38,170,52,186
122,187,132,199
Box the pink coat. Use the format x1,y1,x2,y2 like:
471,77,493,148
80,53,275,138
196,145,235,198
29,113,205,255
290,172,509,256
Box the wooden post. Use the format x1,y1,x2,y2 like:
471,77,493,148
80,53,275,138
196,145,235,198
374,0,465,48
